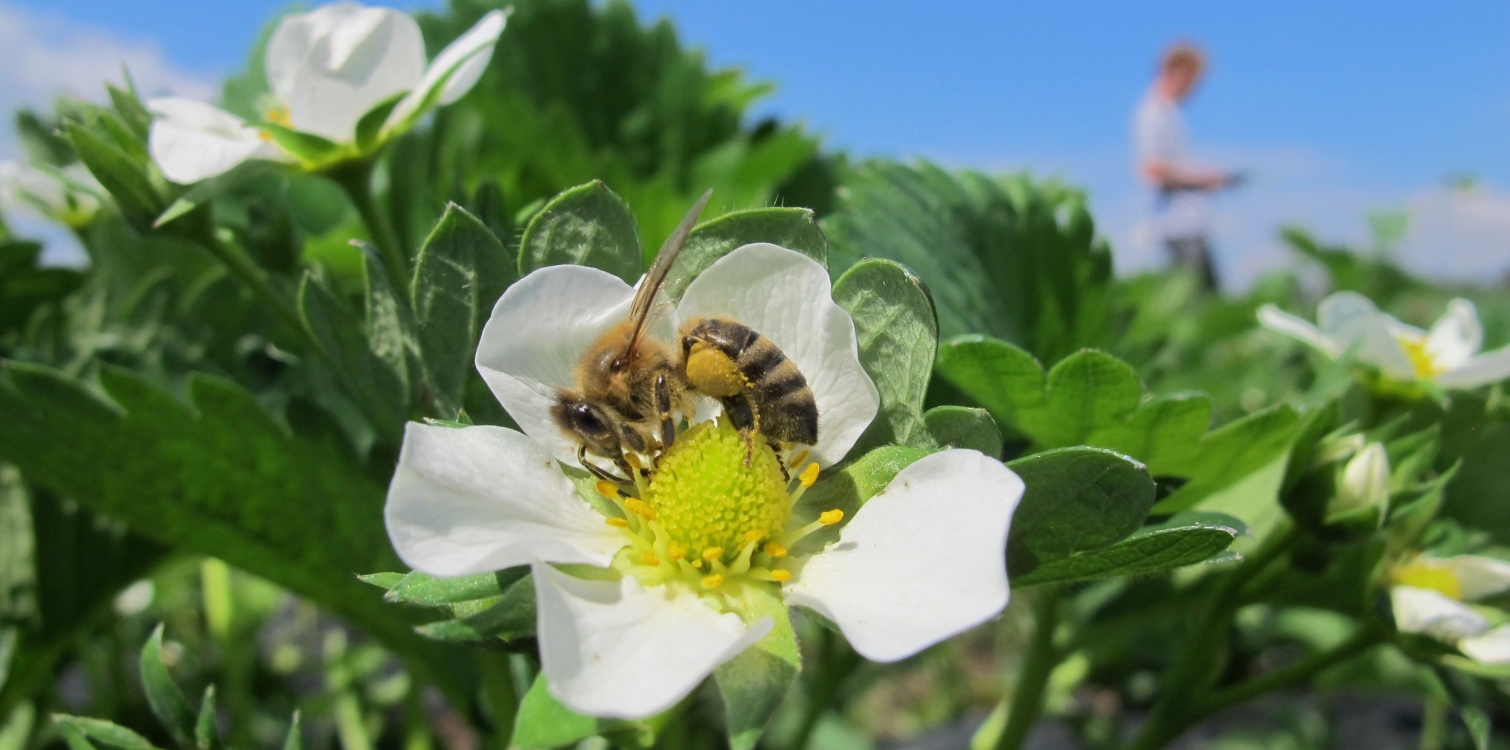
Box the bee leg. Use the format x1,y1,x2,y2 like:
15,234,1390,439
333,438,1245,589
578,445,633,485
654,373,676,450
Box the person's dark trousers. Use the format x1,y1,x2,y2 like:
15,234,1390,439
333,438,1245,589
1165,235,1220,292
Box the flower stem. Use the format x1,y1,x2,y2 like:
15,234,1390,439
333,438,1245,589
1126,523,1302,750
792,628,857,750
989,585,1063,750
191,221,312,348
330,159,407,280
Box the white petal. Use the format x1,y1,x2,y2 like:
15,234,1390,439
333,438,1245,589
1426,299,1483,370
1390,586,1489,641
1459,625,1510,666
533,563,772,719
1315,292,1414,379
384,423,625,577
1256,304,1339,357
1436,346,1510,390
676,244,879,467
266,3,426,142
385,10,506,133
147,98,287,183
1435,555,1510,601
474,265,678,468
784,449,1021,662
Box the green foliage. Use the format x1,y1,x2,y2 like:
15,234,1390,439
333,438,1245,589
1004,447,1155,580
714,586,799,750
519,181,642,282
511,675,657,749
833,259,938,454
1012,512,1241,586
825,160,1112,364
666,207,826,299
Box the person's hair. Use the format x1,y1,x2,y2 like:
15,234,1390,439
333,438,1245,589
1160,42,1206,78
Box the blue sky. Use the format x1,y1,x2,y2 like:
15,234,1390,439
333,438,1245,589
4,0,1508,282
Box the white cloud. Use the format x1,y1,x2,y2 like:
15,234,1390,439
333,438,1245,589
1397,186,1510,281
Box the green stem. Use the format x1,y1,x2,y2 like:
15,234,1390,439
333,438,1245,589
479,653,519,749
1196,624,1382,718
792,628,856,750
331,160,406,279
990,586,1063,750
1128,522,1298,750
192,225,309,346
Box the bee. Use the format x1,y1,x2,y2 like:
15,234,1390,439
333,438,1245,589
679,316,820,460
550,190,712,481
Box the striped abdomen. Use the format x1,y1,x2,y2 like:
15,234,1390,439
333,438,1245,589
681,317,819,445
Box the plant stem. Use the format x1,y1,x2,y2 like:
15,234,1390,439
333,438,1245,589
1128,522,1298,750
1197,624,1383,718
792,628,856,750
990,586,1063,750
330,160,407,280
192,224,310,345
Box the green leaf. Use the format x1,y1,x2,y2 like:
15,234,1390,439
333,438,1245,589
140,624,195,747
833,259,938,454
255,123,344,164
64,121,159,230
384,569,523,606
0,364,473,703
410,204,514,417
52,717,153,750
511,674,655,749
154,161,281,228
298,273,407,443
107,83,152,141
281,712,301,750
361,245,420,404
0,628,14,694
0,701,35,750
1005,447,1155,577
1033,350,1143,447
715,586,799,750
354,92,406,153
935,334,1046,431
924,406,1003,457
356,572,405,590
414,573,536,645
56,721,100,750
665,207,827,299
519,181,643,283
1152,405,1300,513
789,446,933,555
1011,514,1239,586
194,686,219,750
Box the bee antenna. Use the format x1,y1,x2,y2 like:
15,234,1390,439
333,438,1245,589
625,188,713,354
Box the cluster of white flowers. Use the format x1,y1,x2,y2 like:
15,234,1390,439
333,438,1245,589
385,243,1027,718
1259,292,1510,390
148,2,506,184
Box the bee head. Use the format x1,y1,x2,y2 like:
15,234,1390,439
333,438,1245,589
551,394,621,456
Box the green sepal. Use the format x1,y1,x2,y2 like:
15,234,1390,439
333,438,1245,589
665,207,827,299
383,568,525,607
833,259,938,454
789,445,933,555
510,674,660,749
519,181,643,283
715,585,799,750
410,204,514,418
923,406,1002,457
414,573,536,646
194,685,220,750
354,92,406,153
1004,447,1155,579
297,273,407,444
281,712,302,750
51,717,155,750
139,624,195,747
154,161,282,228
360,244,421,406
255,122,345,165
63,120,160,231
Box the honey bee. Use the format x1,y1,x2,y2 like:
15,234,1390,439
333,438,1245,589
550,190,712,480
679,317,819,458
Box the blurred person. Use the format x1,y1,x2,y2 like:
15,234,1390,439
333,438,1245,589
1133,42,1243,291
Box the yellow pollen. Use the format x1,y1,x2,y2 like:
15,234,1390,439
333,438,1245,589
701,574,725,589
265,105,292,127
799,463,821,488
743,529,766,544
624,498,657,520
702,547,724,561
668,543,687,560
640,551,659,566
644,419,790,557
605,517,629,528
788,449,810,468
764,541,787,558
1395,561,1462,600
595,480,620,499
258,130,274,142
692,559,703,569
819,509,844,526
1398,336,1442,379
770,569,792,582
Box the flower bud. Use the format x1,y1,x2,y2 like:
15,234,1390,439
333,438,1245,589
1327,441,1390,526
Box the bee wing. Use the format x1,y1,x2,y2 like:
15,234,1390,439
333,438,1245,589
625,188,713,354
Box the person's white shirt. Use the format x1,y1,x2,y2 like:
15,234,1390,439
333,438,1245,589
1132,91,1208,241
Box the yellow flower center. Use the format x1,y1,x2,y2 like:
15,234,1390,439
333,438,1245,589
266,105,293,128
1397,336,1441,379
1394,560,1462,600
593,419,839,597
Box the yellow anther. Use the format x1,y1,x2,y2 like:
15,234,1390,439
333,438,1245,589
595,480,620,499
764,541,788,559
640,551,660,566
692,559,704,569
258,130,274,142
702,547,725,561
265,105,292,127
668,543,687,560
819,509,844,526
770,569,792,582
605,517,629,528
788,449,810,469
743,529,766,544
701,574,725,589
624,498,657,520
799,463,821,488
